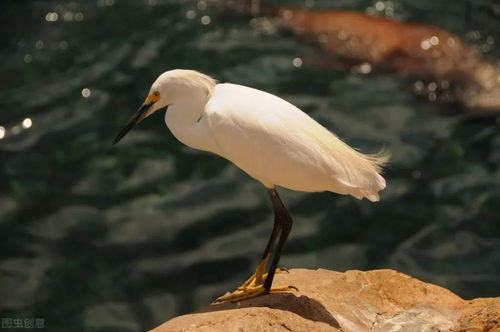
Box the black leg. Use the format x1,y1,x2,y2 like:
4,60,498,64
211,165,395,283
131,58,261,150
213,187,293,303
260,203,282,261
264,188,293,292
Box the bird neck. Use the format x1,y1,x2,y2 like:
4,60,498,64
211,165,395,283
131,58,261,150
164,90,217,153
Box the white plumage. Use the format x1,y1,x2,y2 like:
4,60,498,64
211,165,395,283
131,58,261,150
145,69,387,201
113,69,389,302
204,83,387,201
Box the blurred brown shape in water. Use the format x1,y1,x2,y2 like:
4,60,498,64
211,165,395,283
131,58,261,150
219,1,500,115
268,7,500,115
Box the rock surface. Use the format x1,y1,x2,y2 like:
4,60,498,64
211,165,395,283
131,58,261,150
151,269,499,332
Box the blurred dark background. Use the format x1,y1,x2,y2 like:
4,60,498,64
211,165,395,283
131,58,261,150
1,0,499,331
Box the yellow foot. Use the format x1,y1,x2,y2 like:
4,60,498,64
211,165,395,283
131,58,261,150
237,268,288,291
214,283,296,303
239,254,289,289
214,254,297,303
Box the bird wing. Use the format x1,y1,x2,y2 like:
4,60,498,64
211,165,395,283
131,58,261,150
204,83,386,200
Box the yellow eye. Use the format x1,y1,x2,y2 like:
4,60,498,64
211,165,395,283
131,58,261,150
145,91,160,104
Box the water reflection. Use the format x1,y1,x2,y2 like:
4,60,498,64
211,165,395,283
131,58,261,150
81,88,91,98
22,118,32,129
45,12,59,22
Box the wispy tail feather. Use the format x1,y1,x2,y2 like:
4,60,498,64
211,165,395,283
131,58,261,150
365,147,391,173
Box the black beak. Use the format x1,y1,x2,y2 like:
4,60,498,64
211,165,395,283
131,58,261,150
113,102,154,144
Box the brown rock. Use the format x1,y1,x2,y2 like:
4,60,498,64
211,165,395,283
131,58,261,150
151,269,499,332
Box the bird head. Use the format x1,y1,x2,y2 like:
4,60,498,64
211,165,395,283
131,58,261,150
113,69,216,144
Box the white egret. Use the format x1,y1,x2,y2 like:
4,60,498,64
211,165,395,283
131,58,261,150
113,69,388,302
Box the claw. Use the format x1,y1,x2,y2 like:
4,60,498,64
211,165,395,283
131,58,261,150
214,255,295,303
215,284,296,303
215,285,266,303
238,254,271,290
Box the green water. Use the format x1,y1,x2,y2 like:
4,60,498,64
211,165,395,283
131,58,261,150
1,0,499,331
